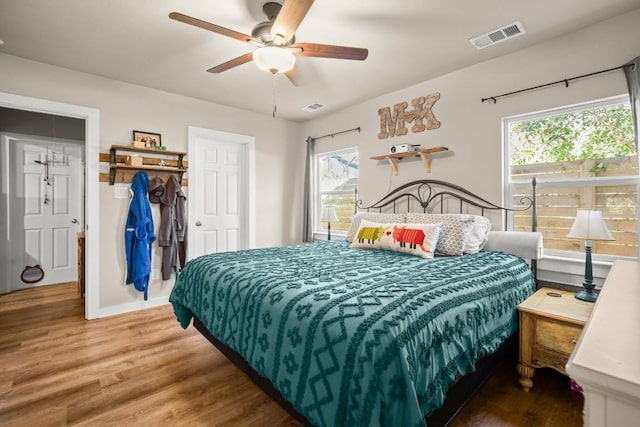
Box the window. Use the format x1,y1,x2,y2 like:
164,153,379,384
504,95,639,259
315,147,358,236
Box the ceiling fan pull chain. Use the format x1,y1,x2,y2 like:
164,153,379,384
272,72,277,118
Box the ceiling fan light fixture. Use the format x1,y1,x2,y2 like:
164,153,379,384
253,46,296,74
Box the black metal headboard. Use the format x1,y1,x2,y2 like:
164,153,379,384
357,177,538,232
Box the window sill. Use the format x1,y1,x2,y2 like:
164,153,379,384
537,254,616,288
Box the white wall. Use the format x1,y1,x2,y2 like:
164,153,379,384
301,9,640,286
0,53,304,315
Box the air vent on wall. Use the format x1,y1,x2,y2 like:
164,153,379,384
302,103,326,113
469,21,526,50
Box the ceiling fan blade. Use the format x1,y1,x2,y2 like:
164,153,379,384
271,0,314,45
169,12,259,45
292,43,368,60
207,52,254,73
284,66,302,86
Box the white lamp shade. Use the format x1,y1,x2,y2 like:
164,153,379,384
567,209,614,241
321,207,339,223
252,46,296,74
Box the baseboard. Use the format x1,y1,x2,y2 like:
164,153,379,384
97,295,170,318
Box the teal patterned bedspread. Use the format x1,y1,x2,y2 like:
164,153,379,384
170,241,535,427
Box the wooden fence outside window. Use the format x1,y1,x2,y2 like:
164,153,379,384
513,156,638,257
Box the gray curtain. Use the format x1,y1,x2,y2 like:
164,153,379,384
624,56,640,149
302,136,315,242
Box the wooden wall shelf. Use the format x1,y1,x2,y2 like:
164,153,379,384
370,146,448,175
105,144,187,185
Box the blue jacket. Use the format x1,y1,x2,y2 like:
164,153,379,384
125,171,156,300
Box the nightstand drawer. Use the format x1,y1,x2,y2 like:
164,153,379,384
535,318,581,355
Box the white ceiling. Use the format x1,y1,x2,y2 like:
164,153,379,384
1,0,639,122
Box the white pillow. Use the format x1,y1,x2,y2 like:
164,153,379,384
464,215,491,254
406,213,475,256
345,212,406,242
351,219,441,259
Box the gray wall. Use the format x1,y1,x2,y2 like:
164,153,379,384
0,107,84,140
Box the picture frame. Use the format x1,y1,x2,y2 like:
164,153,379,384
132,130,161,148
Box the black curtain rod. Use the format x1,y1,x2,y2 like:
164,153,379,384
313,126,360,141
481,63,634,103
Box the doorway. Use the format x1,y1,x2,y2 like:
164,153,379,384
0,92,100,319
1,134,84,292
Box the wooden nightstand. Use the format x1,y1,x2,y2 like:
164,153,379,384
516,287,594,392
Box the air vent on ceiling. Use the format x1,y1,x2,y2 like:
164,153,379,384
469,21,526,50
302,103,326,113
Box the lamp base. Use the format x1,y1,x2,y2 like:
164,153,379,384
575,289,598,302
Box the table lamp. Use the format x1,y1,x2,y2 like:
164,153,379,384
322,207,339,241
566,209,614,302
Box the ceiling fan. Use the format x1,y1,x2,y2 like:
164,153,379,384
169,0,368,85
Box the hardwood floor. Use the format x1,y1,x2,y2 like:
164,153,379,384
450,355,584,426
0,283,583,426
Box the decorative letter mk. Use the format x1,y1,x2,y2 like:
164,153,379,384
378,93,441,140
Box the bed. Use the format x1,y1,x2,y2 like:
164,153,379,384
170,179,541,427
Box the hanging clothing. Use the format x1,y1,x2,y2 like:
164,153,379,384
158,174,187,280
125,171,156,300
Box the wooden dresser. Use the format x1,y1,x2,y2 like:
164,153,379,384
566,260,640,426
516,287,594,392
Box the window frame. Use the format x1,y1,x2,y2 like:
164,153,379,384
313,146,358,239
503,94,640,268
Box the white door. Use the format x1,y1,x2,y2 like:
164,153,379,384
13,138,83,288
188,127,254,259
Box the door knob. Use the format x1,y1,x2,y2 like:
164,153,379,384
195,221,202,227
72,218,79,224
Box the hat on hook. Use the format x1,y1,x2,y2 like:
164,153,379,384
148,177,165,203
